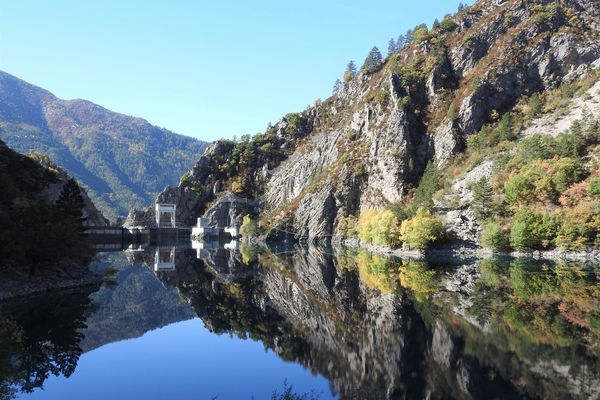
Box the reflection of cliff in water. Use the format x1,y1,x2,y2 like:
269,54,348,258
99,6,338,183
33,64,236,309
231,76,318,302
146,244,600,400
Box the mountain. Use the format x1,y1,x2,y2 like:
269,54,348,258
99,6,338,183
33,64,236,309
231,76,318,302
0,71,207,221
128,0,600,253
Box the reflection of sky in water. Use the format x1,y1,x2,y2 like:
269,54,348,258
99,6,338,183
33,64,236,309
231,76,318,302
9,244,600,400
19,318,336,400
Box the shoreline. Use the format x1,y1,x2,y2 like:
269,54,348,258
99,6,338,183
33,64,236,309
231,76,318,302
334,238,600,264
242,235,600,264
0,264,104,302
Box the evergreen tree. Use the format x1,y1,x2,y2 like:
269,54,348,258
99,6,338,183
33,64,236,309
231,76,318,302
332,79,343,95
498,113,515,141
57,178,85,230
346,60,357,74
344,60,357,82
432,18,440,29
387,38,397,55
396,34,406,49
458,2,467,11
405,29,414,44
471,177,494,218
362,46,383,71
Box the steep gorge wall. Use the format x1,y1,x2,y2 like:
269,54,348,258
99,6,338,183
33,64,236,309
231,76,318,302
129,0,600,242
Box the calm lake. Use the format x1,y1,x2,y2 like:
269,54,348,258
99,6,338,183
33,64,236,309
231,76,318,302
1,241,599,399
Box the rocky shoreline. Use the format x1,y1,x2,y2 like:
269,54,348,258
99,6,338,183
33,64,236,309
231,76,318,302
335,238,600,264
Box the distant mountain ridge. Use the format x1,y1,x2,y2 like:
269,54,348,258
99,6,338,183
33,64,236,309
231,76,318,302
0,71,207,220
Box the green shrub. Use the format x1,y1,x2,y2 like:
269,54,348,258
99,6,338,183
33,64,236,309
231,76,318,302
504,157,583,205
340,152,350,164
498,113,517,141
527,93,543,116
470,177,494,218
509,208,561,250
413,161,441,211
481,223,510,250
531,3,561,29
180,171,190,186
590,177,600,199
555,205,599,250
239,244,258,264
400,208,446,249
239,215,259,237
438,17,457,33
337,214,358,238
285,113,300,130
447,103,456,120
413,27,430,43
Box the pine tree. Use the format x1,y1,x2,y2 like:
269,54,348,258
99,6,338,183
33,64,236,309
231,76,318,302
332,79,343,95
362,46,383,71
396,34,406,49
387,38,397,56
405,29,414,44
498,113,515,141
458,2,467,11
344,60,357,82
346,60,357,74
471,177,494,218
57,178,86,230
432,18,440,29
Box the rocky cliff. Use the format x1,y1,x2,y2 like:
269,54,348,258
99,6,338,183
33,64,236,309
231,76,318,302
130,0,600,243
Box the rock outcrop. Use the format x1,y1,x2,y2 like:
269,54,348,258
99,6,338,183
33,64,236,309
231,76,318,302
131,0,600,243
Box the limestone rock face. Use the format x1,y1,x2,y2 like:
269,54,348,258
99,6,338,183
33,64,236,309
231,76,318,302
123,186,203,228
132,0,600,243
202,192,258,229
431,121,464,168
264,130,343,210
292,185,337,242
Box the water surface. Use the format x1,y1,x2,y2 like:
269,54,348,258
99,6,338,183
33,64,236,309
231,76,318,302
1,243,599,399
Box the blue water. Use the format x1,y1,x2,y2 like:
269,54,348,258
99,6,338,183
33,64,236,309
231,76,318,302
19,318,335,400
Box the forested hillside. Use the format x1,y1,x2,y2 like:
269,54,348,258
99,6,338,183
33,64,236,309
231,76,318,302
0,71,207,221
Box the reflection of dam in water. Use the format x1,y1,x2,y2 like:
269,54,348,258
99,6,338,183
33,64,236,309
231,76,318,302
154,247,176,271
83,235,600,400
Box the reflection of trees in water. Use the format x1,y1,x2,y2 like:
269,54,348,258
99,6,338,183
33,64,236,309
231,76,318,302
435,257,600,399
173,246,600,400
468,258,600,348
0,287,98,399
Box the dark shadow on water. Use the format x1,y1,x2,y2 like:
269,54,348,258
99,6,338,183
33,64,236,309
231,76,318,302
0,287,98,399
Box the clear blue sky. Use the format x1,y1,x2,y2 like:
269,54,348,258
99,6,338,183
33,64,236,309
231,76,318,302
0,0,470,142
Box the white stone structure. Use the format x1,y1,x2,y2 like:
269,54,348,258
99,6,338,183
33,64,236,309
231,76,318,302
155,203,176,228
154,247,175,271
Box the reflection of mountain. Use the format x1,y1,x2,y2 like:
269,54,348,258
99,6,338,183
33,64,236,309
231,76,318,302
3,245,600,399
152,246,600,400
80,252,195,353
